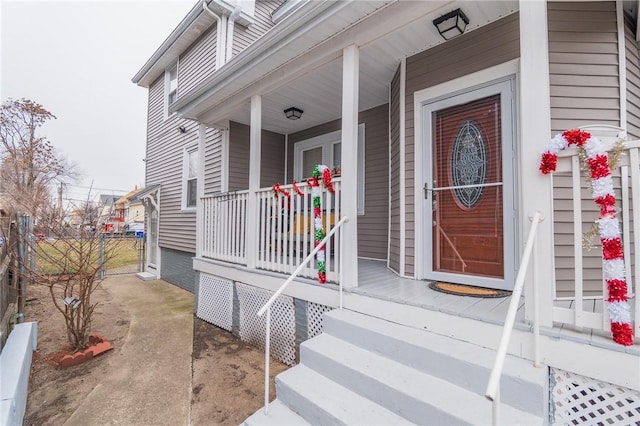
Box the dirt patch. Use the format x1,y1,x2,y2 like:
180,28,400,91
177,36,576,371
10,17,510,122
23,282,130,426
190,318,290,425
23,279,290,425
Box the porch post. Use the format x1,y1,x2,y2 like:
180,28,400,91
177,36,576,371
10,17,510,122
196,123,206,258
341,44,359,288
246,95,262,269
519,0,554,327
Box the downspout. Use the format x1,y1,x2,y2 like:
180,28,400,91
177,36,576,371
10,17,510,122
226,6,242,63
203,1,226,69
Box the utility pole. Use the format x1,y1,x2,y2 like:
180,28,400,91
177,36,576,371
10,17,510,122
58,182,63,220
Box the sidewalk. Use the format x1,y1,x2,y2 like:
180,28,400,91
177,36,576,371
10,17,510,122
64,275,194,426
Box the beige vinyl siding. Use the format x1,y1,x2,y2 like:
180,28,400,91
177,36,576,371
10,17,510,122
204,128,223,197
388,66,401,272
548,2,619,133
625,14,640,138
553,173,635,298
404,13,520,277
359,105,389,260
231,0,284,57
548,2,623,297
178,27,217,100
261,130,286,186
145,76,198,253
287,105,390,259
146,76,197,253
227,121,285,191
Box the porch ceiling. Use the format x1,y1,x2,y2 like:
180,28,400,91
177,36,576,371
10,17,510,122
177,1,518,135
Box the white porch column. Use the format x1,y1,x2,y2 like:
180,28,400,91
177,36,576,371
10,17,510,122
246,95,262,269
341,44,359,288
196,123,207,258
519,0,554,327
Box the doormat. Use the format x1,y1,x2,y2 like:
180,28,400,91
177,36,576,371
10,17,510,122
428,282,511,298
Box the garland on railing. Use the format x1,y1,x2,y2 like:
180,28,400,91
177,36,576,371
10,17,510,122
308,165,334,284
539,129,633,346
271,165,335,284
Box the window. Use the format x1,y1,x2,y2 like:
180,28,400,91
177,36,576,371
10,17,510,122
293,125,365,214
164,62,178,119
182,146,198,210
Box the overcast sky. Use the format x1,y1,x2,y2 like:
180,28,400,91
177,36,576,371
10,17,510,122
1,0,194,207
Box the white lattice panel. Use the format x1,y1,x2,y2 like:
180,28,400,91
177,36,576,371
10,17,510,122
307,302,333,339
197,274,233,332
551,368,640,425
236,282,296,366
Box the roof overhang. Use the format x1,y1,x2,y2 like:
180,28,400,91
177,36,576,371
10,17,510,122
171,1,519,131
132,1,226,88
133,184,161,203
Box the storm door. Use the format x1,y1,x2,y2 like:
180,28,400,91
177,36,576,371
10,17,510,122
423,80,515,290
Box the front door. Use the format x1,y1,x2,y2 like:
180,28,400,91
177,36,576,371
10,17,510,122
424,80,515,290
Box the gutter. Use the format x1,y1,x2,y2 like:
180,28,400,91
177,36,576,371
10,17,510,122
171,0,348,117
203,1,226,69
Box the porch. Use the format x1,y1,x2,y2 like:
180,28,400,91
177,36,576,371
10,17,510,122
195,138,640,364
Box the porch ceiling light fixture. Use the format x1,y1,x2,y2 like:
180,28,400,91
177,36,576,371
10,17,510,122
433,8,469,40
284,107,303,120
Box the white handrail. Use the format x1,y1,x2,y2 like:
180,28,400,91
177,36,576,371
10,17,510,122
257,215,349,414
485,211,543,423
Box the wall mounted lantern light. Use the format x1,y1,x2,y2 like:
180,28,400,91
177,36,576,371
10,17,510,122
433,8,469,40
284,107,304,120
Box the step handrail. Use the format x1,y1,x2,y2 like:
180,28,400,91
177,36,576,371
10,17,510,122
485,211,543,424
257,215,348,414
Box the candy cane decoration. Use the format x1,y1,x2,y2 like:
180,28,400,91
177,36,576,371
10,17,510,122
539,129,633,346
273,166,335,284
307,165,334,284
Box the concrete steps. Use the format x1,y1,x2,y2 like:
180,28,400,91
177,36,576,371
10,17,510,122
244,309,547,425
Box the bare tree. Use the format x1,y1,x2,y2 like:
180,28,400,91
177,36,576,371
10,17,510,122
0,98,77,221
31,197,123,351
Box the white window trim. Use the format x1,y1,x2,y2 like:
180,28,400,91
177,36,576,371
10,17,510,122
181,144,198,211
293,124,365,214
164,61,178,120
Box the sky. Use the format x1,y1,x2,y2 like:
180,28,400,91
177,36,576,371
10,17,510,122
1,0,195,207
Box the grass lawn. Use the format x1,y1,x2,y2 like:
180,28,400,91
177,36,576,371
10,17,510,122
36,237,140,275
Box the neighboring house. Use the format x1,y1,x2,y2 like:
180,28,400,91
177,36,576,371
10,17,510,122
133,1,639,424
114,187,144,226
97,194,125,232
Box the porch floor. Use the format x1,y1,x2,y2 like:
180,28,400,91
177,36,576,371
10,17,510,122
349,259,525,327
348,259,638,354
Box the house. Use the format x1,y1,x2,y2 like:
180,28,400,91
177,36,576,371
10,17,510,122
114,187,144,227
96,194,125,232
133,1,640,424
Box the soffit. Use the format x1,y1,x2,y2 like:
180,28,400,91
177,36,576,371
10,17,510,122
177,1,518,134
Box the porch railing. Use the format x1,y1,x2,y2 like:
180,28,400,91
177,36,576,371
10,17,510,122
552,140,639,338
201,179,343,283
255,179,342,281
201,190,249,264
485,211,543,425
257,215,348,415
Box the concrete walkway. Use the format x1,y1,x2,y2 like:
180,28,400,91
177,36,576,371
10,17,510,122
64,275,194,426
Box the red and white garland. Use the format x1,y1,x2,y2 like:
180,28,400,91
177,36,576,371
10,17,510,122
272,165,335,284
539,129,633,346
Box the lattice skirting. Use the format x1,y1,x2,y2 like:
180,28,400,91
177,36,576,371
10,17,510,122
196,274,233,332
307,302,333,339
551,368,640,425
236,282,296,366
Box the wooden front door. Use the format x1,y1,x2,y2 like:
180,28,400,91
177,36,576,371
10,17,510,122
432,94,503,278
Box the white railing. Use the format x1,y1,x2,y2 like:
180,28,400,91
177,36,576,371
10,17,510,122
255,179,342,282
485,211,543,425
256,215,348,415
201,190,249,264
552,140,639,337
